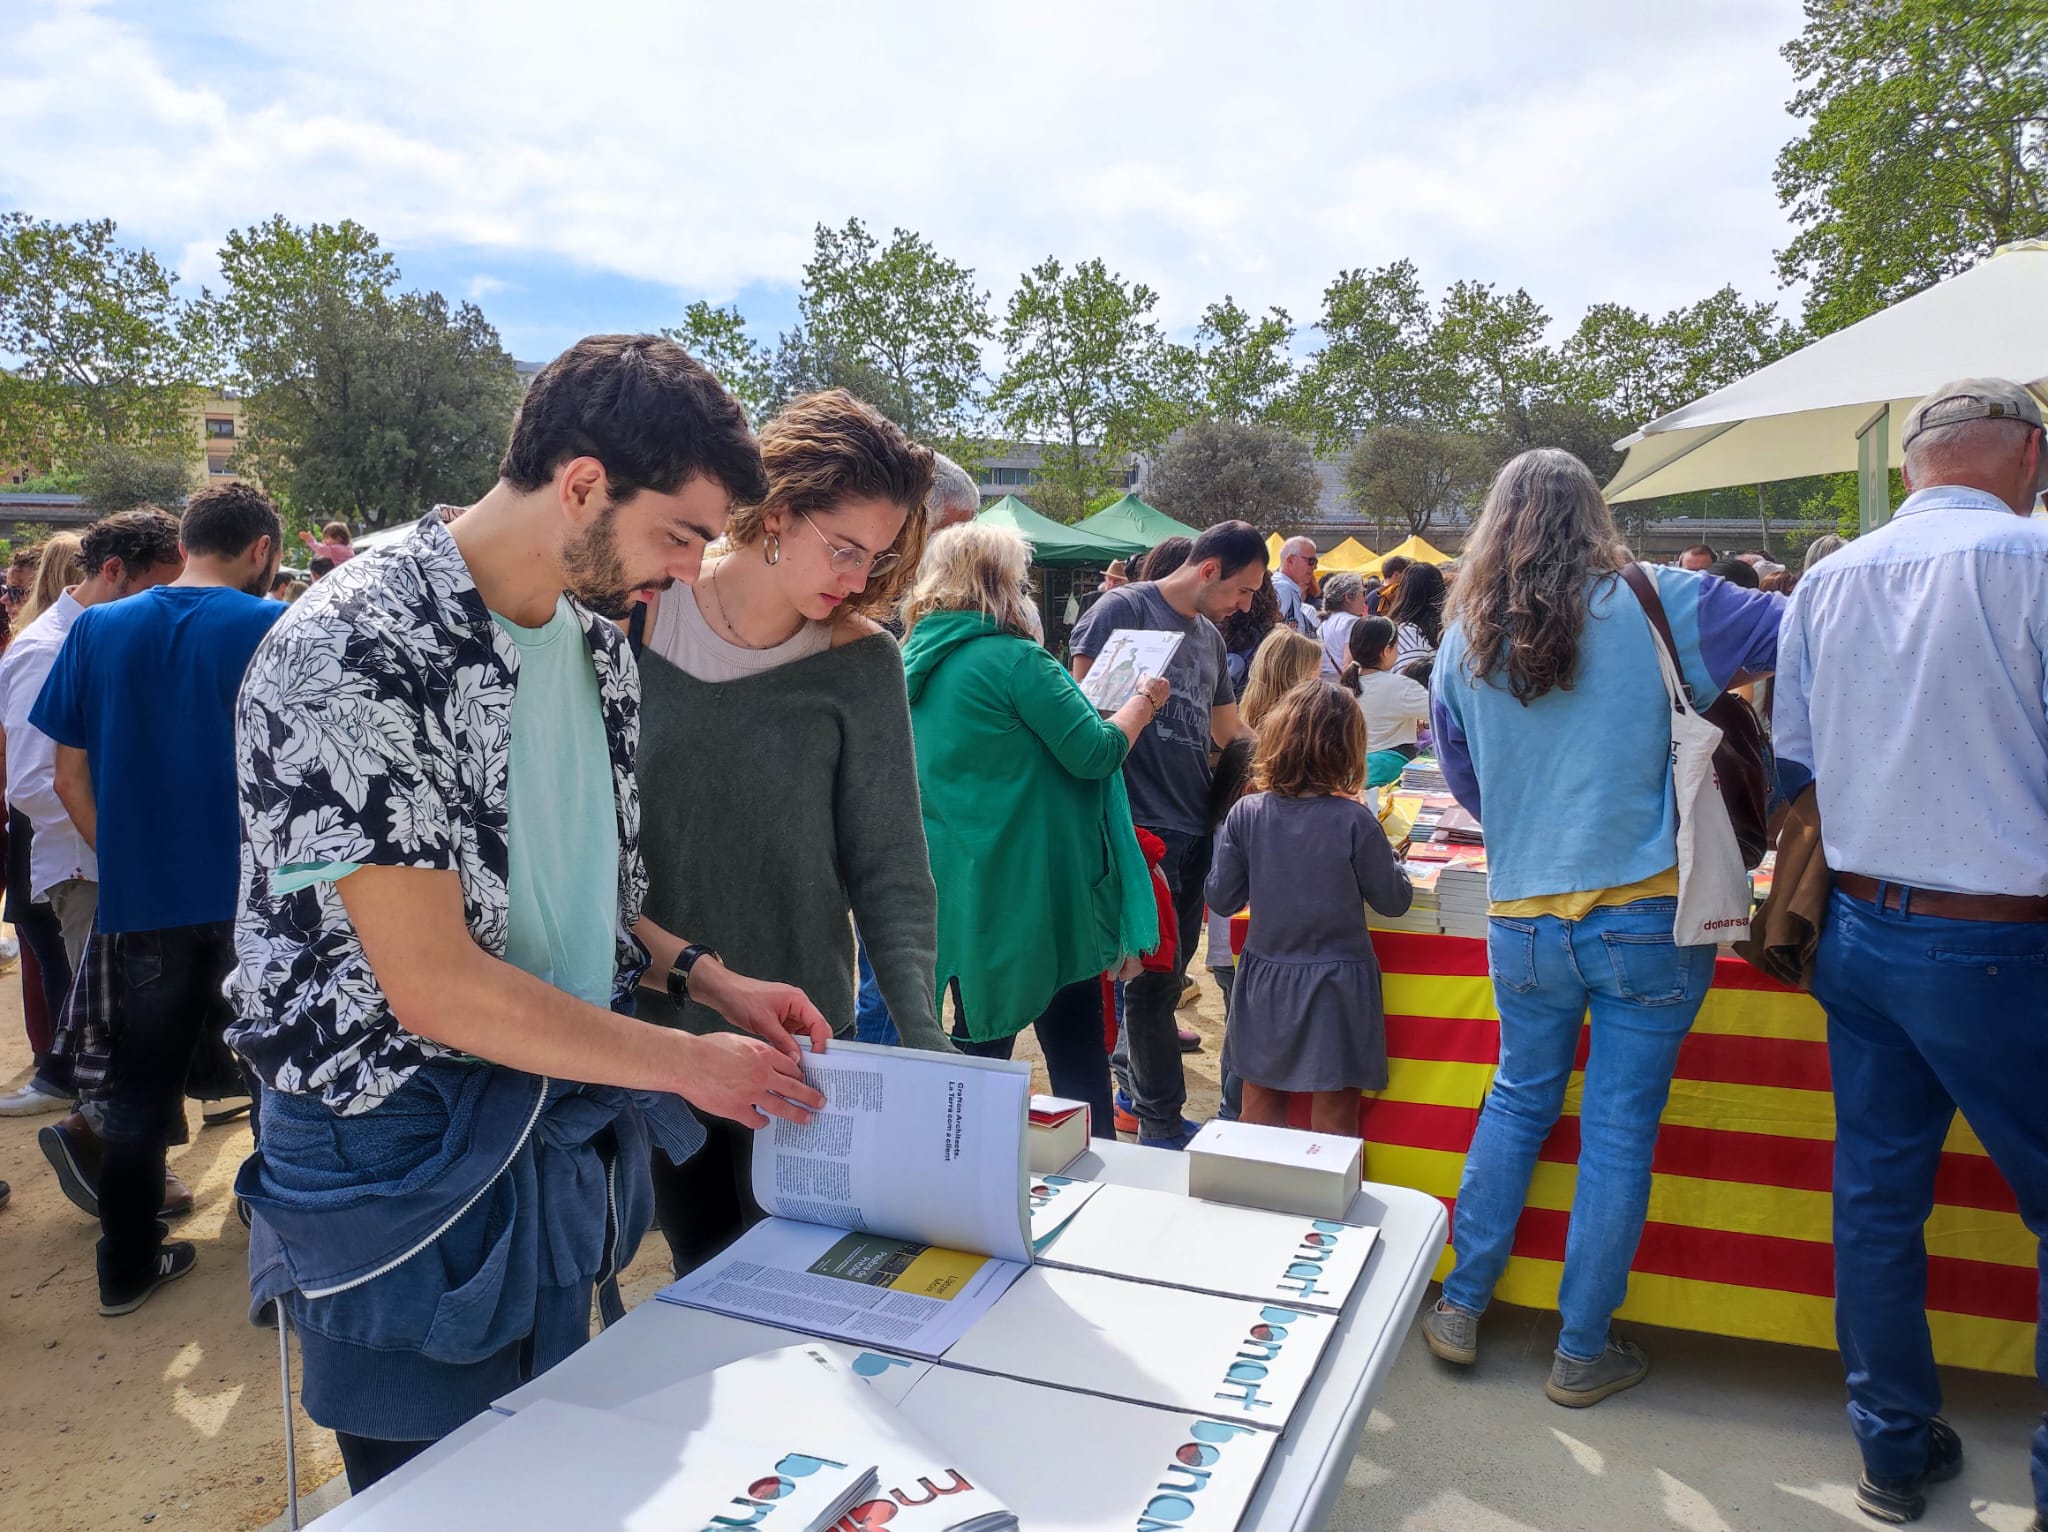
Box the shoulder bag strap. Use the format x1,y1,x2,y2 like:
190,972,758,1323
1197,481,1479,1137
1618,562,1696,717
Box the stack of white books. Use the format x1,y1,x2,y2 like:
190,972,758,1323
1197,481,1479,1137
1373,864,1444,934
1437,860,1492,938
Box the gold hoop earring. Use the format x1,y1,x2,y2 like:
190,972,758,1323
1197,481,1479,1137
764,534,781,566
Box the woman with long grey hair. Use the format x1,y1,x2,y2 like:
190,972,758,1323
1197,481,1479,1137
1418,448,1784,1406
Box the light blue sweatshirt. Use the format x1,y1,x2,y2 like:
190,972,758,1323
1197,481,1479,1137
1429,568,1782,903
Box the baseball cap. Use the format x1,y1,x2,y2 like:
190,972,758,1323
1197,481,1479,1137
1900,378,2045,450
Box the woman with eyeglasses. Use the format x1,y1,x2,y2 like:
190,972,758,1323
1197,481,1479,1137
631,388,949,1273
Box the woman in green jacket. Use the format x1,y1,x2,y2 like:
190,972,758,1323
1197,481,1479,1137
900,524,1166,1134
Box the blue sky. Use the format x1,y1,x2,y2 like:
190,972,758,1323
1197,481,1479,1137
3,0,1808,368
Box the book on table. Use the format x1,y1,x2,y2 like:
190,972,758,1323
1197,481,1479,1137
658,1041,1035,1358
1027,1092,1091,1174
1032,1181,1375,1314
614,1345,1019,1532
338,1396,877,1532
1186,1119,1365,1221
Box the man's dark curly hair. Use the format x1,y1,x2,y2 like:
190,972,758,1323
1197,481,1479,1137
500,334,768,508
81,507,183,577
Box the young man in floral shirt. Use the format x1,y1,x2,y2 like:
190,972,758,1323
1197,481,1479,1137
228,335,832,1491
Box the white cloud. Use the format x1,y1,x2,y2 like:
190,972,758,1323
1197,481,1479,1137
0,0,1808,338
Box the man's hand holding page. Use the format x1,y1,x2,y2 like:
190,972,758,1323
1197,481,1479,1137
690,956,834,1060
675,1031,827,1130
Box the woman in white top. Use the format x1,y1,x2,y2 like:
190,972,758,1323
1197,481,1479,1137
1388,560,1447,668
1340,616,1430,786
1316,571,1368,676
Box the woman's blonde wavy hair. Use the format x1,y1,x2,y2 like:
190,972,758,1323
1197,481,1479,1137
1449,448,1622,703
723,389,936,622
1237,627,1322,731
901,523,1037,639
20,533,84,630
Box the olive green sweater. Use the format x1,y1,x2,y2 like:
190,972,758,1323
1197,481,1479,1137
633,633,949,1052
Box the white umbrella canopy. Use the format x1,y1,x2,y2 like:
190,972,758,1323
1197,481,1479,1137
1608,240,2048,505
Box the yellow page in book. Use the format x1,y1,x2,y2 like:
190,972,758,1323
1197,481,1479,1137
807,1233,987,1299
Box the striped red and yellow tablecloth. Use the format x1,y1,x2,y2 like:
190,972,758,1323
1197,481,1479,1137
1227,921,2034,1376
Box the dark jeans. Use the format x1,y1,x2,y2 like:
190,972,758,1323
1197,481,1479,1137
853,933,899,1047
97,921,236,1293
1116,827,1209,1139
336,1430,435,1493
949,976,1114,1140
651,1114,765,1277
17,902,73,1092
1814,887,2048,1507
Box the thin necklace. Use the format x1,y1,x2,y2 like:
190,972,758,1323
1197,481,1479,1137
704,561,778,650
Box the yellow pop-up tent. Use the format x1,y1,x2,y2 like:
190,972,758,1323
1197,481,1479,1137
1317,536,1378,572
1361,533,1452,575
1266,532,1285,562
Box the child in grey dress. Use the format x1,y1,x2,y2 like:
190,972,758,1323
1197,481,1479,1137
1205,679,1412,1136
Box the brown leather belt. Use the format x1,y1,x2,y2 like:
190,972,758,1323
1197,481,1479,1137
1835,872,2048,924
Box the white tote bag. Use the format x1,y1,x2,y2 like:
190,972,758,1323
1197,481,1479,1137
1639,590,1752,947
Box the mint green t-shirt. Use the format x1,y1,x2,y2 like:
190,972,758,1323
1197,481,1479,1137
277,597,620,1006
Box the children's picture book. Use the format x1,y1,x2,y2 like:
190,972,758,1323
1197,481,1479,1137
1034,1182,1375,1314
1078,629,1183,711
939,1265,1335,1430
659,1042,1035,1358
895,1367,1278,1532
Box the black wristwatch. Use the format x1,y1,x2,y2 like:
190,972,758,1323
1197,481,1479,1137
666,944,721,1004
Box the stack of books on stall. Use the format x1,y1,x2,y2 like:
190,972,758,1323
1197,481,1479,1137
1434,850,1492,937
1398,755,1448,793
1370,860,1443,934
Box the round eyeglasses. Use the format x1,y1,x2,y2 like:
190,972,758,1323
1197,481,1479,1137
798,511,900,578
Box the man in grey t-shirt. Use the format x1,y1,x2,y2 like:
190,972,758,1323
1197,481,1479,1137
1070,520,1265,1147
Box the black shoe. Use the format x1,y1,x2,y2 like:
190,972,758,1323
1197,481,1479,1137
1854,1416,1962,1523
0,1178,10,1209
37,1119,99,1218
200,1096,253,1127
99,1241,197,1316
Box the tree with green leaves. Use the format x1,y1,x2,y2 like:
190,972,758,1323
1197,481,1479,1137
790,218,991,449
1775,0,2048,335
1173,297,1296,424
991,257,1179,522
663,300,776,425
1286,260,1436,450
1346,424,1498,542
0,212,203,469
1428,280,1557,441
199,216,521,526
76,442,194,514
1146,417,1320,533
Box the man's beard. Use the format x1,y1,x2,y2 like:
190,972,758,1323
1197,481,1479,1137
564,508,669,619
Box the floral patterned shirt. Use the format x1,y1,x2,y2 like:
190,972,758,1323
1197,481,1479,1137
226,511,649,1115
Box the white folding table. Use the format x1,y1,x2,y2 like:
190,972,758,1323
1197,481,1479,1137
311,1141,1448,1531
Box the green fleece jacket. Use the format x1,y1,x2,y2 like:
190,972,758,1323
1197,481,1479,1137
900,611,1158,1041
634,633,948,1052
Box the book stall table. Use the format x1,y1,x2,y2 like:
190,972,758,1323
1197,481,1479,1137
309,1140,1450,1531
1230,918,2035,1379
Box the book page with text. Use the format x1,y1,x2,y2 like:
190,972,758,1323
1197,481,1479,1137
753,1040,1034,1264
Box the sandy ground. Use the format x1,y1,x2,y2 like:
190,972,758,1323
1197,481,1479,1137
0,945,1233,1531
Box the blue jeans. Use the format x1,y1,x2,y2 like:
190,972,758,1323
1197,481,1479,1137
852,934,899,1047
1442,899,1714,1360
1815,887,2048,1504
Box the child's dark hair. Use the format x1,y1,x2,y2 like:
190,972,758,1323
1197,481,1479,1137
1251,679,1369,798
1339,616,1398,693
1400,652,1435,690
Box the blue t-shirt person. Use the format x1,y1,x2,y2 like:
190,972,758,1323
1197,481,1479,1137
32,585,283,933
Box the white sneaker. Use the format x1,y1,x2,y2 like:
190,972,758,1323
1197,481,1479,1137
0,1080,72,1116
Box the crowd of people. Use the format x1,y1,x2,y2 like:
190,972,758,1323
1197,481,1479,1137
0,337,2040,1529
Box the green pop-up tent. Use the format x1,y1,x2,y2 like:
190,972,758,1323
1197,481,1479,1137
1073,493,1199,550
977,495,1145,567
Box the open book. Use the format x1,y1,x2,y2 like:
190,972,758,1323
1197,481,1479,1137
659,1042,1034,1358
1078,628,1183,711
